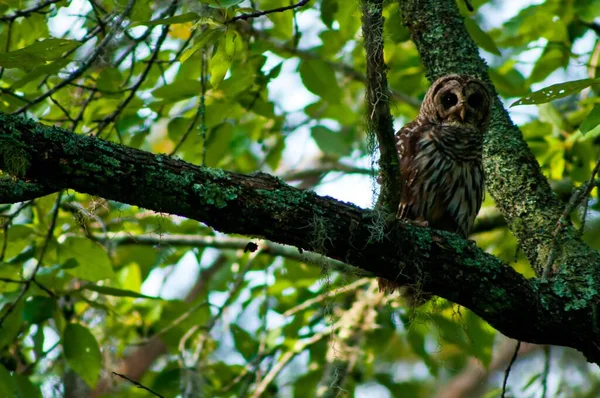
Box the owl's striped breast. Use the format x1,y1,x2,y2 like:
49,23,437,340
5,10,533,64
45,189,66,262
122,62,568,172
401,126,484,238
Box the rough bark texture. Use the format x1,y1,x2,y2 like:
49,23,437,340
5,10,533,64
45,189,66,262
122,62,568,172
1,113,600,363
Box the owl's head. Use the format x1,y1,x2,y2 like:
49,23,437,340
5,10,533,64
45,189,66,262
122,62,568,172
420,74,492,132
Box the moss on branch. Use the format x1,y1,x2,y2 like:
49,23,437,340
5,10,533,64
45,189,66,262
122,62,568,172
1,112,600,363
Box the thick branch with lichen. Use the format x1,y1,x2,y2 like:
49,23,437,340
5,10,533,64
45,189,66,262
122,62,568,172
1,113,600,363
361,0,401,212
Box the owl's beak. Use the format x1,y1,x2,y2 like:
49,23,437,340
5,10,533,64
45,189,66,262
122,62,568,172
459,104,466,122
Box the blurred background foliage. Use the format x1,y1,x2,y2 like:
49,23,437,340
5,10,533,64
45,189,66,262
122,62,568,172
1,0,600,397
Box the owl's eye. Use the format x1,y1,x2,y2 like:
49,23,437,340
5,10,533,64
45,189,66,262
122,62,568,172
441,93,458,109
468,92,483,108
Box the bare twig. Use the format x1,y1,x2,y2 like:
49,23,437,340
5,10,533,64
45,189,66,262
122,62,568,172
13,0,136,114
89,232,370,277
501,340,521,398
111,372,165,398
543,156,600,277
0,192,62,327
95,0,178,137
283,278,371,317
0,0,62,22
228,0,311,23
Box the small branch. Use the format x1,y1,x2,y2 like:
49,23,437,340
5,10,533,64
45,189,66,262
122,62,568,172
501,340,521,398
543,156,600,278
253,29,420,107
361,0,401,212
250,328,333,398
13,0,136,114
228,0,311,24
0,0,62,22
90,233,369,277
111,372,164,398
95,0,178,137
0,191,62,327
282,278,371,317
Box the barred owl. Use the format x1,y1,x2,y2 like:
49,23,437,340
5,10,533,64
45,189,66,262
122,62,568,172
380,74,493,304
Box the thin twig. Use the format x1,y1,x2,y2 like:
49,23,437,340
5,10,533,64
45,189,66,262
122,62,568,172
95,0,178,137
541,346,551,398
13,0,136,114
501,340,521,398
0,192,62,327
228,0,311,23
543,156,600,277
282,277,371,317
111,372,165,398
0,0,62,22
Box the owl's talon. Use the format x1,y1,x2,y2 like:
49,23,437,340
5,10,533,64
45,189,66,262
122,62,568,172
404,218,429,228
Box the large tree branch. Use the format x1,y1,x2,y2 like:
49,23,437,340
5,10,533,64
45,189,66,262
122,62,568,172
1,114,600,363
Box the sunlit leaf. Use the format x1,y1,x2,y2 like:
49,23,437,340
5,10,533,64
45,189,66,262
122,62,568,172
133,12,200,26
152,79,202,102
511,78,600,107
298,60,341,102
59,238,115,282
209,39,233,88
580,104,600,135
311,126,350,157
10,58,70,89
63,323,102,387
464,19,501,56
180,28,225,63
83,283,162,299
231,324,259,360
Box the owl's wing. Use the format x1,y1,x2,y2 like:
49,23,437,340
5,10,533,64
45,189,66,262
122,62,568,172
395,118,428,220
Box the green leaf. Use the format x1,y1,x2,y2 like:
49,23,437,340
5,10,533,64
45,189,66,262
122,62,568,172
311,126,350,157
580,104,600,135
0,365,16,397
224,29,238,59
63,323,102,387
0,299,24,350
321,0,338,28
0,39,80,70
465,310,495,368
96,68,123,93
203,0,244,8
528,46,569,84
511,78,600,107
152,79,202,102
231,324,259,360
209,39,233,89
134,12,200,26
298,60,341,102
10,58,70,89
0,225,33,260
59,238,115,282
180,28,225,63
22,296,55,323
205,123,234,167
464,19,501,56
14,375,42,398
82,284,162,300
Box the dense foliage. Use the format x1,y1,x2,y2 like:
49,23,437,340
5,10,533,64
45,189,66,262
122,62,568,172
1,0,600,397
